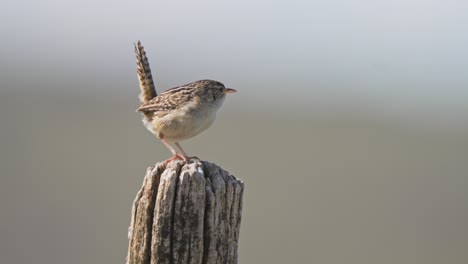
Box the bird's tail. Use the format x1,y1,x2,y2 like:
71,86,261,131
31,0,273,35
134,41,157,103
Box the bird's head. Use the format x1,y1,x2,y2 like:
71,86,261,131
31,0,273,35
195,79,237,103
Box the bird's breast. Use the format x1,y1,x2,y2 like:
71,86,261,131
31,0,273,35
151,101,218,142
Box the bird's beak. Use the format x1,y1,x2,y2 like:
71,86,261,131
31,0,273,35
225,88,237,94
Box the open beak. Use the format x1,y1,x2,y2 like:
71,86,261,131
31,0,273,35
225,88,237,94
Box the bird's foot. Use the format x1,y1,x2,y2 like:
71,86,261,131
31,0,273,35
163,155,202,166
163,154,187,166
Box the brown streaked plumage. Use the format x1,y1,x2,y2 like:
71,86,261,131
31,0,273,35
134,42,237,164
134,41,157,103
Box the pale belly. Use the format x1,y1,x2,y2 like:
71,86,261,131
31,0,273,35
148,107,217,143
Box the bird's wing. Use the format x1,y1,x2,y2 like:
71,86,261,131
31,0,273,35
135,41,157,103
136,86,196,113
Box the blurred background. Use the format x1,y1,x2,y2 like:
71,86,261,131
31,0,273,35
1,1,468,263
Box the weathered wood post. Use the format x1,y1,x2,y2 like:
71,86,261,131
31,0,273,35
127,159,244,264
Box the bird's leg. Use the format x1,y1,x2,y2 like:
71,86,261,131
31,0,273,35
175,142,199,161
160,138,187,164
174,142,188,157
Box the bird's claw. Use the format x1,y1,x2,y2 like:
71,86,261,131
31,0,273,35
164,154,183,165
163,153,204,166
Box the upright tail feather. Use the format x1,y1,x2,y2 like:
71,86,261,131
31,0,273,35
134,41,157,103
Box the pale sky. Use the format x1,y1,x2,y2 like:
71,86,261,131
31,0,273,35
1,0,468,124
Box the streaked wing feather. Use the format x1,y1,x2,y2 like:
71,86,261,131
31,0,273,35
136,86,196,112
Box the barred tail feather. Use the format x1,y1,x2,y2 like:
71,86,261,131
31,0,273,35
135,41,157,103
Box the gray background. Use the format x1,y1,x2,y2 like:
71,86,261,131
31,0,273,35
1,1,468,263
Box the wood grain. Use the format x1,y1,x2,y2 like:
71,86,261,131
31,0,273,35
127,160,244,264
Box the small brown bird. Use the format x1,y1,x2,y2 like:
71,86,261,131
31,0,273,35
134,41,236,164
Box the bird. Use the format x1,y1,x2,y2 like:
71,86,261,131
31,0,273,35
134,41,237,164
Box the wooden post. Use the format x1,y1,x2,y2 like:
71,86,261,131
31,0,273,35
126,160,244,264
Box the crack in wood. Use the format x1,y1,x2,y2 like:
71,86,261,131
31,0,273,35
127,160,243,264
